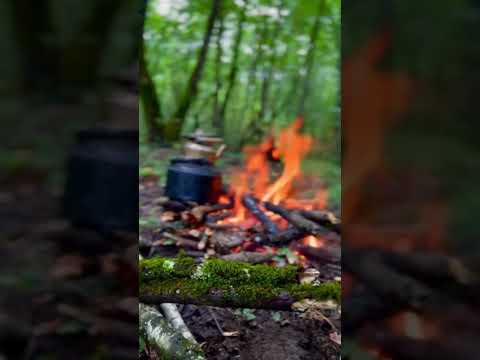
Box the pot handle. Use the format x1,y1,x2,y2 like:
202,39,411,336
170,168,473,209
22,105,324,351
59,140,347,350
215,144,227,159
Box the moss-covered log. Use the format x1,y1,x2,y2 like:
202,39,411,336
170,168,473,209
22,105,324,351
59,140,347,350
140,255,340,311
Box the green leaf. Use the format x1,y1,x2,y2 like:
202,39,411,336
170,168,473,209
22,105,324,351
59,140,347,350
271,311,282,322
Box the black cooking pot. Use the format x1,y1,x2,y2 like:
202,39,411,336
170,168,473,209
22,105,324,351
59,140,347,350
165,158,222,204
63,128,138,232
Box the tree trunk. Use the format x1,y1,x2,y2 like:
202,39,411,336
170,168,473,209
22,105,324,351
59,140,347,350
169,0,222,141
257,0,286,123
212,10,225,130
217,0,249,134
297,1,324,116
140,38,163,142
237,21,269,146
140,0,163,142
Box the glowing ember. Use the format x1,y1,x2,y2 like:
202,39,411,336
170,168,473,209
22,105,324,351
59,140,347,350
303,235,324,248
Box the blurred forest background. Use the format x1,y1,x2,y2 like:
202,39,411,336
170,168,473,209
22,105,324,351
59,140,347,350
140,0,341,205
141,0,340,148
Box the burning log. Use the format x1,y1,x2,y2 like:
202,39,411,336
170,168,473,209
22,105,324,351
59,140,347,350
242,194,279,235
220,251,274,264
205,211,232,224
299,210,341,234
140,256,340,311
262,226,306,246
294,244,341,264
264,202,326,236
190,202,234,223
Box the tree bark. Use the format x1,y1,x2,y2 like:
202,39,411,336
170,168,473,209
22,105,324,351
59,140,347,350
257,0,286,122
297,0,324,116
140,8,163,142
212,10,225,129
140,303,205,360
217,0,249,133
237,21,269,144
169,0,222,141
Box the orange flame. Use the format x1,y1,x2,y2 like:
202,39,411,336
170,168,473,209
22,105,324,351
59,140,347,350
262,117,313,204
227,117,318,223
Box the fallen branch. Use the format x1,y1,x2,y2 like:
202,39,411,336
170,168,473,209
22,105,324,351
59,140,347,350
160,303,198,345
242,194,279,235
140,303,205,360
190,203,233,223
140,255,340,311
158,233,200,250
210,231,244,253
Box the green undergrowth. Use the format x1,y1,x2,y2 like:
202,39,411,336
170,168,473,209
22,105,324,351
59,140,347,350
140,254,340,307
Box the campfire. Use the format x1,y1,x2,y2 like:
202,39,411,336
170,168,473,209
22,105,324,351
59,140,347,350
141,116,340,277
139,118,342,358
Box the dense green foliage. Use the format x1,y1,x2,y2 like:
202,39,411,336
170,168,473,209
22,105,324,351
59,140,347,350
141,0,340,156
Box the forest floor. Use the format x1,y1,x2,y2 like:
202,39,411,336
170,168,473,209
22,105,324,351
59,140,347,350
139,145,341,360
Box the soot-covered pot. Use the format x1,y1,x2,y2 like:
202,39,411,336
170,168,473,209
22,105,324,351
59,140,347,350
63,128,138,232
165,158,222,204
165,129,225,204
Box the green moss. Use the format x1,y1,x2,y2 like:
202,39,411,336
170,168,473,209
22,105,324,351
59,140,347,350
288,282,341,303
140,255,341,307
140,254,197,283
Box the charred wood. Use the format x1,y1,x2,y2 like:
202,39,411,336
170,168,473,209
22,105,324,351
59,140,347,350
242,194,279,235
294,244,340,264
263,226,306,246
210,231,244,253
264,202,325,236
299,210,341,234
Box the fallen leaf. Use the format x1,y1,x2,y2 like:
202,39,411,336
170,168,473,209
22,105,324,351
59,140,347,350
329,331,341,345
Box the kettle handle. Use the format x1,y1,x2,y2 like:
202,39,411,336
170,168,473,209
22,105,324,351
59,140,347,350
215,144,227,159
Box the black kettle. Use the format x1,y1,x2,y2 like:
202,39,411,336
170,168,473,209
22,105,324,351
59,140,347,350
165,129,225,204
